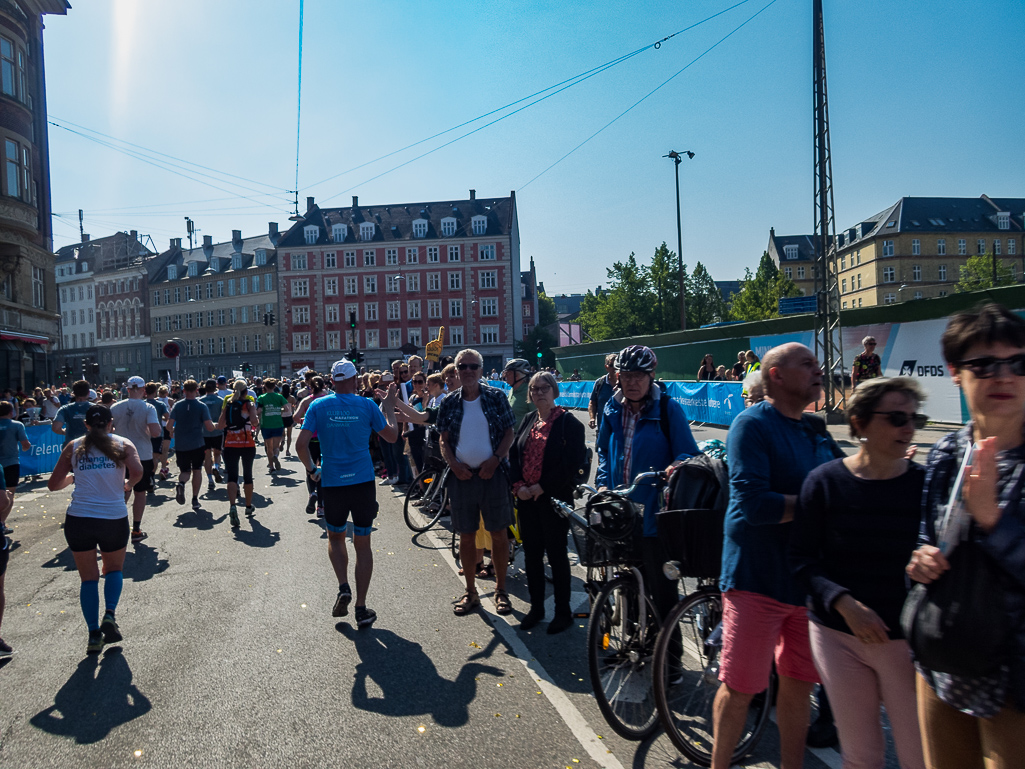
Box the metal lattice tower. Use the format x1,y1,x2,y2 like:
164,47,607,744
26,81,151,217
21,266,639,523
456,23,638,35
813,0,846,420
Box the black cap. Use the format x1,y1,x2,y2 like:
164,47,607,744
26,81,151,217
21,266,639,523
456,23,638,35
85,405,112,427
216,375,227,383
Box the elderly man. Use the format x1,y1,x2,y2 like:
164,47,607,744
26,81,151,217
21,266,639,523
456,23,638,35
437,349,517,616
711,343,842,769
502,358,535,426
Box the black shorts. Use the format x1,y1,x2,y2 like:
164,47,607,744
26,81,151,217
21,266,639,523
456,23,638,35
130,459,154,493
162,427,171,441
151,437,163,456
63,514,130,553
0,536,9,576
3,464,19,489
176,447,206,472
309,439,321,465
204,436,223,452
282,415,294,428
321,482,377,536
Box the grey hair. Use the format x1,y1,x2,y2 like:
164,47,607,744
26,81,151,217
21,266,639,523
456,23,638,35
742,370,764,401
862,335,877,346
528,371,560,402
847,376,925,437
455,348,484,366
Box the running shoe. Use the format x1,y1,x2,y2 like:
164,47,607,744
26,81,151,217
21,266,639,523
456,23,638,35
228,505,240,528
159,466,170,480
316,506,325,519
100,610,122,643
378,477,394,486
212,467,223,483
0,637,12,658
207,481,215,493
245,505,255,518
332,585,352,617
1,524,12,535
305,493,318,515
86,629,105,654
274,457,281,471
192,498,201,511
175,484,185,505
355,606,377,629
131,529,147,542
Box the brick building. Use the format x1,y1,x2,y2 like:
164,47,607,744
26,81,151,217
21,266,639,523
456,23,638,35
276,191,520,373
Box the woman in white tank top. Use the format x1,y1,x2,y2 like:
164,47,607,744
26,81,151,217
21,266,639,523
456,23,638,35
48,405,143,655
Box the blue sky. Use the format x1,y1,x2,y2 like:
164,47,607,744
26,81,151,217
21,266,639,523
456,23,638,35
43,0,1025,297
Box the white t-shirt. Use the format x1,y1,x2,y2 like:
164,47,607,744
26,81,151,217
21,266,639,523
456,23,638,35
111,398,159,461
67,436,130,520
455,396,493,469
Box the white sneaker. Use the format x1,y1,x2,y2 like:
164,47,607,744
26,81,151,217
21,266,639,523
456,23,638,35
379,477,395,486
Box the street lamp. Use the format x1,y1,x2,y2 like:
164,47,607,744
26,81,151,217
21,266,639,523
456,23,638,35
664,150,695,331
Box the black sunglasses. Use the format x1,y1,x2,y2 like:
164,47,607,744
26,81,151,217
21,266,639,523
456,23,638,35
873,411,928,429
955,354,1025,379
412,378,426,384
457,363,480,371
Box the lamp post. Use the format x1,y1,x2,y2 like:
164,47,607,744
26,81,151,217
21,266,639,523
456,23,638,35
664,150,694,330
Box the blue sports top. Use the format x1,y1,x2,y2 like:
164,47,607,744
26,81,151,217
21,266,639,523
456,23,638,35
301,393,387,487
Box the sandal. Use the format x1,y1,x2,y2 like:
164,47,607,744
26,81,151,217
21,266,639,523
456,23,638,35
453,591,480,616
458,561,484,577
494,590,512,616
476,562,495,579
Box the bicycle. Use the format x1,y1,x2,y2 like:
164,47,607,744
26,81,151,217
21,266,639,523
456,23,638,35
402,427,450,533
448,500,553,584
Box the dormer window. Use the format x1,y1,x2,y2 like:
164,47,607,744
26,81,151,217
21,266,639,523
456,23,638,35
359,222,375,242
784,245,799,260
333,223,347,242
997,212,1010,230
167,265,177,280
856,224,863,239
232,253,243,270
440,217,457,237
187,261,198,277
471,215,487,236
302,225,318,245
255,249,266,266
81,262,88,272
413,219,428,238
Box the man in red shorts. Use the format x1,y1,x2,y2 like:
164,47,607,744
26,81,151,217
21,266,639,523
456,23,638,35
711,343,842,769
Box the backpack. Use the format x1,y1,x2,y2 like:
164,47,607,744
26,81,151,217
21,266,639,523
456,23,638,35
223,398,250,430
657,452,730,579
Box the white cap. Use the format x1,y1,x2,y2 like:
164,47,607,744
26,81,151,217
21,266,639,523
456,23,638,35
331,359,358,381
127,376,146,388
88,389,98,400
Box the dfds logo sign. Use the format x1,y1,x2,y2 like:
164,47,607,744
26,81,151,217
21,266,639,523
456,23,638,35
900,360,945,377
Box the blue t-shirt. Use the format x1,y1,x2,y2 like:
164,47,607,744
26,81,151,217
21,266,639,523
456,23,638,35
0,418,27,467
302,393,386,487
168,398,212,452
719,400,840,606
56,401,92,445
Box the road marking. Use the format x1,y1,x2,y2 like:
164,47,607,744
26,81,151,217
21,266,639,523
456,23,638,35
426,527,625,769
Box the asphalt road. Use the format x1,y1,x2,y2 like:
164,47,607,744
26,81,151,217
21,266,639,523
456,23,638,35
0,416,942,769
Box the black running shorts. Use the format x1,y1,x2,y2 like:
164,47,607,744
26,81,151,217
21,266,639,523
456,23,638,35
204,436,222,452
130,459,154,493
321,482,377,536
175,447,206,472
3,464,19,490
0,536,9,576
63,515,130,553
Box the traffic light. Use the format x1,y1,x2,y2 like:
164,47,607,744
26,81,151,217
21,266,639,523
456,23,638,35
536,340,543,361
349,311,357,329
354,350,364,365
91,362,100,376
242,362,252,373
264,312,275,326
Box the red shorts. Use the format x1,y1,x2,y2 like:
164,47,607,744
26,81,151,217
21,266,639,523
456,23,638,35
718,589,819,694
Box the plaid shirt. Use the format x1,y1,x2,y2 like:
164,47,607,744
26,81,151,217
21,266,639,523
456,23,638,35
621,406,640,485
435,383,515,460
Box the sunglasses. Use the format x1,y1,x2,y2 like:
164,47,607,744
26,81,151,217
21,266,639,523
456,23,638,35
865,342,877,346
412,379,426,384
529,386,551,394
956,354,1025,379
457,363,480,371
873,411,928,429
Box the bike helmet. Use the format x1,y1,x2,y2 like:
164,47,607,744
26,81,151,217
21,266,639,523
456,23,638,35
585,490,639,543
615,345,657,373
502,358,532,376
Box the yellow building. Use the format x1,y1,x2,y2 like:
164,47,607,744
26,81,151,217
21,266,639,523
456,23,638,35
834,195,1024,307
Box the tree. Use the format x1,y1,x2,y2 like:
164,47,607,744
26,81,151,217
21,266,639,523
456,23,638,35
955,253,1015,293
537,290,557,327
648,242,681,333
687,261,728,328
729,252,801,321
576,252,656,340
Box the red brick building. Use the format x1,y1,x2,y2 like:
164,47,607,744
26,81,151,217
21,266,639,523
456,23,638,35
276,191,520,373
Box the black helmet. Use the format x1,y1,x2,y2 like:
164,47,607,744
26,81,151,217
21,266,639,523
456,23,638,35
615,345,657,373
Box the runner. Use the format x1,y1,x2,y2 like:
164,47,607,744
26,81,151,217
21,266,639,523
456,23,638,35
144,382,170,487
217,380,259,528
281,383,297,457
199,379,225,492
0,482,12,656
165,380,216,512
46,405,143,654
257,379,287,473
110,377,160,542
215,375,230,400
51,380,93,446
294,376,330,517
0,402,29,535
155,384,174,480
295,359,398,628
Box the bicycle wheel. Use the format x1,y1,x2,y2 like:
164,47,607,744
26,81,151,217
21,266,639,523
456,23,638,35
403,468,447,532
450,527,461,570
587,574,662,740
652,590,773,766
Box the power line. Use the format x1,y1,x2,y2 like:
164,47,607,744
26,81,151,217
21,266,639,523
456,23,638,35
519,0,781,191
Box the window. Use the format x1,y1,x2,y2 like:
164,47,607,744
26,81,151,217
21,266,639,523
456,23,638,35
913,264,922,282
196,311,204,328
326,331,341,349
366,329,379,348
359,222,375,241
344,251,357,268
333,224,347,242
938,264,947,281
408,328,422,346
842,301,847,309
472,216,487,236
784,267,792,279
343,303,357,322
363,250,376,267
406,247,419,264
450,326,464,346
479,270,497,289
882,240,894,257
386,275,400,293
937,238,946,255
480,297,498,316
207,311,215,327
388,329,401,348
784,245,799,260
242,335,250,353
173,314,182,331
31,266,43,308
292,279,309,298
448,272,462,291
216,281,224,297
229,307,237,324
168,264,178,280
439,218,456,237
186,261,198,277
293,254,308,270
1009,239,1017,256
251,275,259,294
997,212,1010,230
252,304,260,322
883,266,895,283
174,287,181,303
303,226,319,245
326,305,340,323
407,301,421,320
428,299,442,319
88,308,94,322
204,282,212,299
958,238,967,255
322,252,337,269
325,277,338,296
797,266,805,279
883,293,897,305
387,301,401,320
255,249,267,266
218,309,226,325
292,333,311,351
858,298,863,307
294,306,310,324
994,239,1001,256
344,276,358,295
840,256,846,271
977,238,986,255
406,274,419,292
841,278,847,293
914,291,923,300
427,272,441,291
938,290,947,298
365,302,378,322
856,251,861,264
265,274,274,292
219,337,227,354
480,325,499,345
413,220,428,238
253,335,261,352
228,279,236,296
185,340,194,356
364,276,377,294
449,299,463,318
4,139,28,201
232,253,242,270
0,38,17,98
856,273,863,290
447,245,460,262
240,278,248,295
427,246,439,263
386,248,398,266
912,239,920,256
479,243,496,261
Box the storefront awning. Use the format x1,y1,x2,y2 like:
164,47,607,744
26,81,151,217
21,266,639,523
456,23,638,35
0,332,49,345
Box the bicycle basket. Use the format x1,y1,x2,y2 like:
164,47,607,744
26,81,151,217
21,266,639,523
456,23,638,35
655,507,724,579
568,516,637,567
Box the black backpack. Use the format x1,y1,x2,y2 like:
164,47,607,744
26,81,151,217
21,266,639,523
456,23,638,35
223,398,250,430
657,453,730,579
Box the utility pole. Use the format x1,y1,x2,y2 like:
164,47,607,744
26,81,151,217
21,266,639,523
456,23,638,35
664,150,694,330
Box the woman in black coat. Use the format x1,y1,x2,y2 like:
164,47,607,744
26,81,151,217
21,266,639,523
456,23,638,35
509,371,587,634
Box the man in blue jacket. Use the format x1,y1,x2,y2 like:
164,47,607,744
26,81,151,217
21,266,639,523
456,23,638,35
595,345,699,621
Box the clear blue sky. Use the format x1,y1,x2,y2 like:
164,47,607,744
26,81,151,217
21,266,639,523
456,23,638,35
43,0,1025,297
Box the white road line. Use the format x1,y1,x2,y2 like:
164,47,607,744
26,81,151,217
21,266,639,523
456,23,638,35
426,527,626,769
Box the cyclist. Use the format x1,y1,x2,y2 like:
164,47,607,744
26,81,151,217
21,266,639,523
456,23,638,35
588,353,618,434
501,358,535,426
594,345,699,625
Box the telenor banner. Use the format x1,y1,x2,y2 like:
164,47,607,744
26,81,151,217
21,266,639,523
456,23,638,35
18,424,65,477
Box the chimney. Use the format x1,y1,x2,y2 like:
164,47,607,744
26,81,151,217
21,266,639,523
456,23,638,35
268,222,278,238
352,195,359,208
203,235,213,249
306,196,315,212
82,233,90,242
170,237,182,250
469,189,475,201
130,229,138,241
232,229,242,243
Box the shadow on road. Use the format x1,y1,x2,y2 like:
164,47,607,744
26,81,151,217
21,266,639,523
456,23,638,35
172,507,224,531
123,541,169,581
232,516,280,548
338,625,502,727
29,648,152,744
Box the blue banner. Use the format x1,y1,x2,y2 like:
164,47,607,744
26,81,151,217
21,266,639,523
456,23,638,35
19,423,65,477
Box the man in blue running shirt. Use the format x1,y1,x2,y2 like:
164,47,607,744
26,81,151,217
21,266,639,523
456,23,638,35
296,358,398,629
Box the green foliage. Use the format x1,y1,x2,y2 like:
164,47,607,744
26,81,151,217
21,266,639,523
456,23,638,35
577,252,657,340
537,290,558,327
687,262,728,328
954,253,1016,293
728,252,801,321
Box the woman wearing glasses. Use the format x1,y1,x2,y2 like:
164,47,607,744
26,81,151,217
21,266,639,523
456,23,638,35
852,336,882,389
791,377,928,769
906,304,1025,769
509,371,586,634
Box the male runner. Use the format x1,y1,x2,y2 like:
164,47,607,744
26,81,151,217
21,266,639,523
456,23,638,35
0,402,29,535
256,379,287,472
111,377,161,542
52,380,93,445
296,359,398,628
215,375,230,400
145,382,170,487
165,380,216,511
200,379,225,491
0,483,12,656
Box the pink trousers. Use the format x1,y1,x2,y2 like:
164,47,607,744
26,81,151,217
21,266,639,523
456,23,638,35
809,622,925,769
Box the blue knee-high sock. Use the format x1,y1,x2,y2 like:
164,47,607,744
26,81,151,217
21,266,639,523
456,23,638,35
80,580,100,631
103,571,123,614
